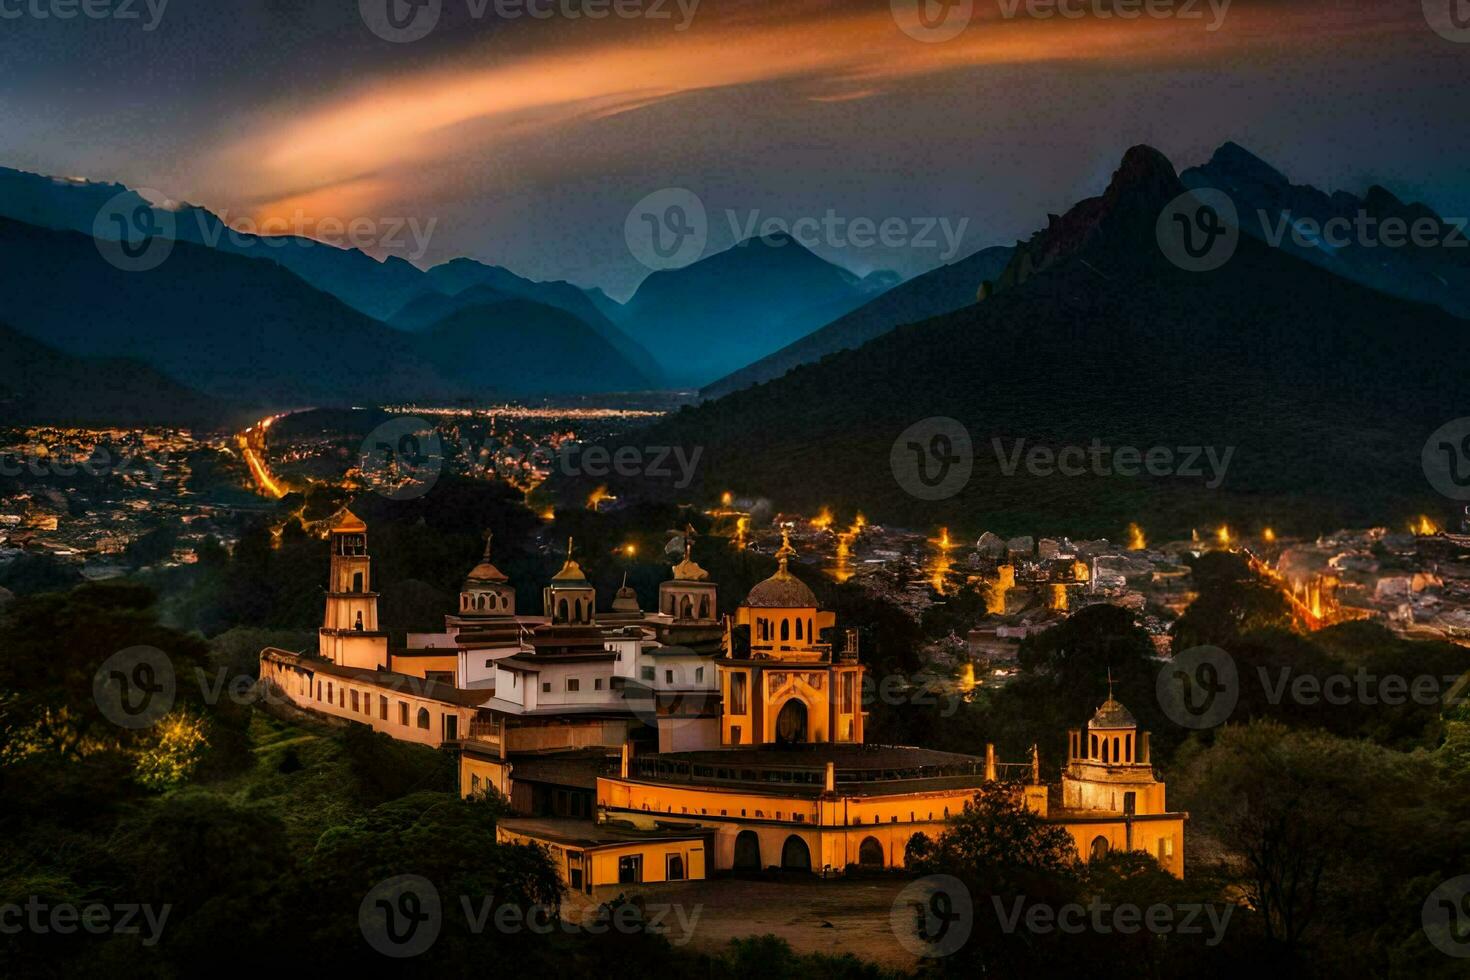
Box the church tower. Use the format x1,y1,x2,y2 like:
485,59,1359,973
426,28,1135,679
542,538,596,626
459,531,515,619
659,525,718,625
1063,692,1167,817
318,508,389,671
719,528,864,746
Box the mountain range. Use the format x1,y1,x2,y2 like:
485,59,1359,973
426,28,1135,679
0,144,1463,444
622,233,900,387
561,145,1470,539
1181,142,1470,320
700,245,1013,399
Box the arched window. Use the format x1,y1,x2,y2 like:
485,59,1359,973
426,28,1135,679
352,571,364,593
698,596,710,619
558,598,569,622
680,596,693,619
1125,734,1132,761
1101,739,1109,763
416,708,431,730
1090,835,1110,861
795,618,803,640
781,620,790,642
781,835,812,872
1091,734,1098,758
858,837,884,867
733,831,761,871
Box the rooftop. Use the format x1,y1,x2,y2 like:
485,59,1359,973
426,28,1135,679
499,816,709,850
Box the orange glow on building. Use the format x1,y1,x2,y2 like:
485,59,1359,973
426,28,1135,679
587,486,614,512
1411,515,1442,536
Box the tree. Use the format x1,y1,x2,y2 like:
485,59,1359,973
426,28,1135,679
1171,551,1291,651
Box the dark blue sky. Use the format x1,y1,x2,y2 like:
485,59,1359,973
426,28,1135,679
2,0,1465,296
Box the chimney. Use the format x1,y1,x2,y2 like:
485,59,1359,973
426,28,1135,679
984,743,996,782
1140,731,1151,766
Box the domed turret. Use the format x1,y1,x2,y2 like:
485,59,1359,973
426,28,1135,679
744,528,817,609
661,525,718,624
460,531,515,617
543,538,596,626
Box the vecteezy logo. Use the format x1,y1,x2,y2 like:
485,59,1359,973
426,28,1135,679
625,188,708,271
359,416,444,501
93,647,176,729
1157,645,1238,729
360,0,442,42
1423,418,1470,501
92,190,175,273
1423,0,1470,42
891,0,973,43
1156,188,1239,273
891,417,973,501
360,875,442,958
1422,875,1470,958
891,874,973,957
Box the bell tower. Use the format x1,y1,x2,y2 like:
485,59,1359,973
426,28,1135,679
719,528,863,747
659,525,718,624
318,508,389,670
543,538,597,626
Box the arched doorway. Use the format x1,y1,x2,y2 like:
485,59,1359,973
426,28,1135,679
776,699,808,743
734,831,762,871
781,835,812,872
1090,835,1110,862
858,837,884,868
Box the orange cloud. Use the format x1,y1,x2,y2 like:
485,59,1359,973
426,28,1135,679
207,1,1421,222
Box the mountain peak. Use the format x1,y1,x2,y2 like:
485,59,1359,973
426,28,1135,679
1205,141,1289,187
994,145,1184,291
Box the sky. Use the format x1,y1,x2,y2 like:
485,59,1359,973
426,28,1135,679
1,0,1466,298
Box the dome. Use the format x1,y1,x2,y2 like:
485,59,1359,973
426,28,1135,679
743,528,816,608
466,532,509,584
1089,697,1137,730
551,537,588,582
745,570,817,608
611,578,642,614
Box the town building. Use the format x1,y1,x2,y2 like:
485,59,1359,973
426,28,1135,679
259,515,1186,896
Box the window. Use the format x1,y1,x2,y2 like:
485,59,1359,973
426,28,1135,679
351,691,360,712
399,702,409,725
443,715,458,741
379,695,388,720
567,679,580,692
695,667,704,683
618,855,642,884
594,678,603,691
542,682,551,693
471,774,480,793
416,707,430,730
641,666,655,682
666,854,686,881
730,673,748,714
665,669,674,684
326,681,333,702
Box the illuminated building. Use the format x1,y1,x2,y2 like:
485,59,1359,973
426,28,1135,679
261,514,1186,894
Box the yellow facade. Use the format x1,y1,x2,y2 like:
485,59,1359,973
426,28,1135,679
497,821,708,894
260,649,475,748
